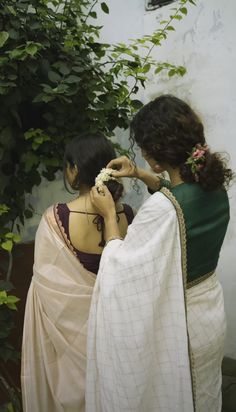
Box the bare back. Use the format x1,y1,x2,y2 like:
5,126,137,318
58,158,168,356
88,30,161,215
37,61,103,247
67,196,133,254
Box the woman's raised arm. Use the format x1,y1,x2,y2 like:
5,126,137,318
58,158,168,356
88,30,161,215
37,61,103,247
107,156,162,192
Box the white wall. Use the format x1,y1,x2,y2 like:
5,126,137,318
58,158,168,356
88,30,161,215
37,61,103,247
142,0,236,359
22,0,236,358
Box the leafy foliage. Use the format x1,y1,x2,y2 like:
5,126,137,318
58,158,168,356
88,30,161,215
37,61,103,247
0,0,194,230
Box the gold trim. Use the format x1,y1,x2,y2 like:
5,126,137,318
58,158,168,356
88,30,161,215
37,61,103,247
160,187,196,411
187,270,215,289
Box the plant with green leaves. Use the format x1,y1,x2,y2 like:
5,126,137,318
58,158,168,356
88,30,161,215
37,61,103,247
0,279,21,411
0,0,195,231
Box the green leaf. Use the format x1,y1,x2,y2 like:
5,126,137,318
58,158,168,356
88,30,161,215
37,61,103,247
0,290,7,302
21,152,39,172
9,48,25,59
0,32,9,48
26,43,38,56
168,69,176,77
6,303,17,310
180,7,188,15
90,11,97,19
1,240,13,252
13,233,21,243
43,157,60,167
155,66,163,74
39,94,55,103
64,75,80,83
166,26,175,31
6,295,20,304
0,204,9,216
130,99,143,110
178,66,186,76
8,28,19,39
6,402,14,412
48,71,61,83
172,14,183,20
6,5,17,16
56,62,70,75
5,233,14,239
101,2,109,14
142,63,151,73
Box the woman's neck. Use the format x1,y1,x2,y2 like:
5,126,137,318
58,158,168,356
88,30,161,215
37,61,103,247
166,167,184,187
78,185,90,196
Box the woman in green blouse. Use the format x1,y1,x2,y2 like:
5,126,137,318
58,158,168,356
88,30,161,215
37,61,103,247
86,95,233,412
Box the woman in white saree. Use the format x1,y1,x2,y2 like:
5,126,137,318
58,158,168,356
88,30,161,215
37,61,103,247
87,95,233,412
21,133,134,412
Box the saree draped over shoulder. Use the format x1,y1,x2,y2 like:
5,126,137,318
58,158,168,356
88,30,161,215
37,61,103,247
86,191,195,412
86,189,226,412
21,206,96,412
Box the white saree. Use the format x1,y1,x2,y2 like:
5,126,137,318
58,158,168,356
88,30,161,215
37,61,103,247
21,206,96,412
86,190,226,412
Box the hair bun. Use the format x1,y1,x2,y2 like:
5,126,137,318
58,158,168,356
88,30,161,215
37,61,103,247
105,180,124,202
95,167,124,202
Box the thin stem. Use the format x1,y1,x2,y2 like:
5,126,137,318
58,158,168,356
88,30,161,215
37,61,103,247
83,0,99,24
125,0,189,102
60,0,68,30
6,252,13,282
5,220,15,282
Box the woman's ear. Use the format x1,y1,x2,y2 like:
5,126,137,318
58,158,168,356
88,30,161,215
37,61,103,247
66,163,79,187
153,164,165,174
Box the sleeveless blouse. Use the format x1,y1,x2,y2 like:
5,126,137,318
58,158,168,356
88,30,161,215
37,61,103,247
56,203,134,275
150,180,229,284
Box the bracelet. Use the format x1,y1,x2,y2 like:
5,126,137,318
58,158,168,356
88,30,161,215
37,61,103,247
105,236,123,246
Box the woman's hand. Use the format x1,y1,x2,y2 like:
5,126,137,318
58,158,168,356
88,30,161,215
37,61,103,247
108,155,163,192
90,186,116,219
107,156,138,178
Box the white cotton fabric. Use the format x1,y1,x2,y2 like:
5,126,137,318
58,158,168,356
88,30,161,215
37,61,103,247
21,207,96,412
187,274,226,412
86,192,194,412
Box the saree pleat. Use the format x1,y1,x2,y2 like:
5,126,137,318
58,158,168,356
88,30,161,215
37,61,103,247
187,274,226,412
21,206,96,412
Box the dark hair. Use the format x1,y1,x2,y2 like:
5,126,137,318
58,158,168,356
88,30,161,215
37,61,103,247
63,133,123,201
130,94,233,191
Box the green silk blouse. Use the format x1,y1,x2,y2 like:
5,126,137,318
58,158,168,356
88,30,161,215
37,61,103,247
161,181,230,283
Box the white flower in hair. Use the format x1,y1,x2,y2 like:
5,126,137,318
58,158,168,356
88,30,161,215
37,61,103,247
95,168,119,192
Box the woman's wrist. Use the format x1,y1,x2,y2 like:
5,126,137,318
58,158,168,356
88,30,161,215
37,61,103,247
103,209,117,222
136,167,161,191
134,166,145,180
105,236,123,246
103,211,121,242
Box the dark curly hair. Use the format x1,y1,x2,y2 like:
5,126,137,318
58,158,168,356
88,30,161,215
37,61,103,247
63,133,123,202
130,94,233,191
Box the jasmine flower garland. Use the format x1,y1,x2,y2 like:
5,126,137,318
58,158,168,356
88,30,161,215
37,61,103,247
95,168,120,192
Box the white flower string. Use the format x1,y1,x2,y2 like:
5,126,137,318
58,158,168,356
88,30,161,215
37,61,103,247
95,167,119,192
94,168,123,246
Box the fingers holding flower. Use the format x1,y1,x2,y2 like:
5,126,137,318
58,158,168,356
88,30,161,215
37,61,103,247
106,156,137,178
90,186,116,219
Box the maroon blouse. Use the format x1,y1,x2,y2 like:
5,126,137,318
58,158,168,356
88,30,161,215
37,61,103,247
56,203,134,275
